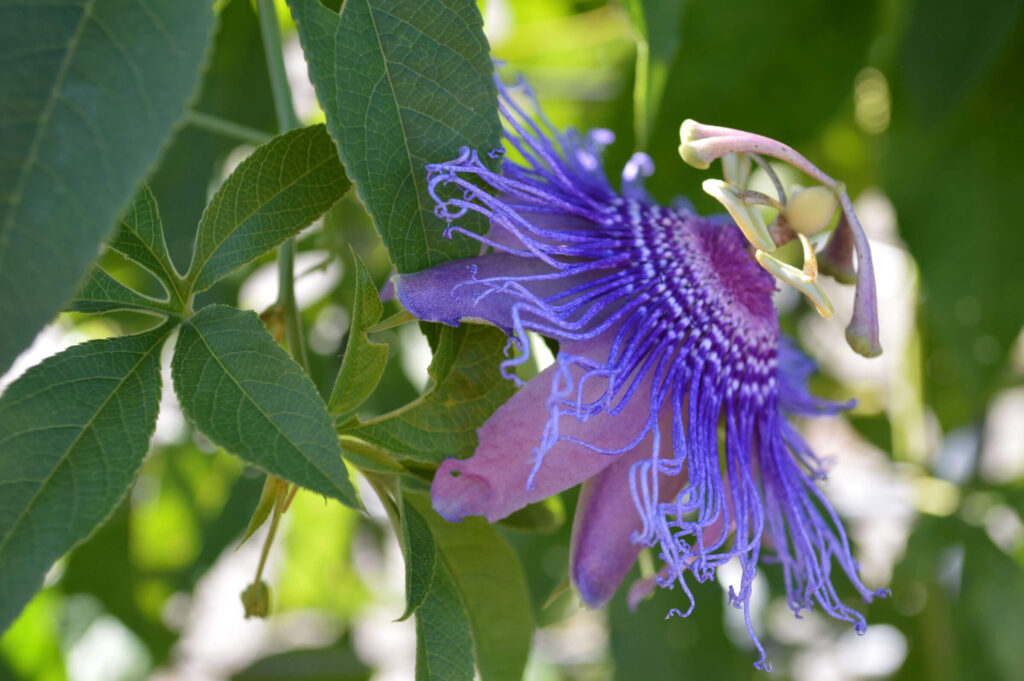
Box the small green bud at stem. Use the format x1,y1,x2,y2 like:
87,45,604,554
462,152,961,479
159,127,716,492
242,580,271,618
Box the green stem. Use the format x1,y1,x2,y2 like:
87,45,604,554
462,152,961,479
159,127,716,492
258,0,308,371
258,0,300,132
276,238,309,371
184,110,272,146
253,491,285,584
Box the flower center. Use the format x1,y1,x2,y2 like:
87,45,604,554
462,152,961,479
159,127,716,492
605,197,780,402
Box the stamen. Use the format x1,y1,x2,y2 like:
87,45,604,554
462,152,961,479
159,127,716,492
701,179,776,251
755,236,835,319
678,119,881,356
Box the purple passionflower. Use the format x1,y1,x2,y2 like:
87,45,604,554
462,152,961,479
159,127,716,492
394,76,888,669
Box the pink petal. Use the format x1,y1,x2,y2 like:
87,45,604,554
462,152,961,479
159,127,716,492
568,409,687,608
431,339,653,523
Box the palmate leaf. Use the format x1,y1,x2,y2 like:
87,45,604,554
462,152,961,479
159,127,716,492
186,124,350,293
0,0,214,373
171,305,360,510
0,325,170,632
408,490,533,681
286,0,502,273
342,325,515,465
328,253,389,422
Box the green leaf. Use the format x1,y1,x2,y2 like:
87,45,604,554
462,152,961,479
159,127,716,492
286,0,502,273
499,497,566,534
67,266,170,317
149,0,279,270
398,493,437,622
900,0,1023,120
609,570,752,680
884,27,1024,426
328,254,389,421
408,490,534,681
187,125,350,293
109,185,183,303
0,0,215,373
893,516,1024,681
0,326,169,632
171,305,360,510
342,325,515,464
415,558,476,681
232,638,372,681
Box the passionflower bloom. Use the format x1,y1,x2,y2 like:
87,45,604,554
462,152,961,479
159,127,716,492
395,76,888,669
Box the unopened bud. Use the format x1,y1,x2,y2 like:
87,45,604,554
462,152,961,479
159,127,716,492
782,185,838,236
242,580,271,618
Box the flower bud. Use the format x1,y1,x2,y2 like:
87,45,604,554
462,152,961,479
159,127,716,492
242,580,271,618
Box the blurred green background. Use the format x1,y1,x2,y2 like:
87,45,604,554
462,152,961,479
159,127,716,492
2,0,1023,679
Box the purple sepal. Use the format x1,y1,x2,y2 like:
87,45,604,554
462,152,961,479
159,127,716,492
394,252,597,337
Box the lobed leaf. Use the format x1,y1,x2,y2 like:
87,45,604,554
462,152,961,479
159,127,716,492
0,0,214,373
342,325,515,465
0,325,170,632
187,125,350,293
328,253,389,421
171,305,360,510
286,0,502,273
